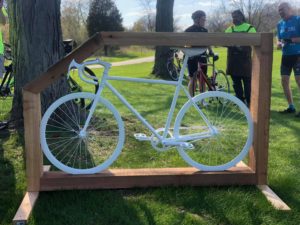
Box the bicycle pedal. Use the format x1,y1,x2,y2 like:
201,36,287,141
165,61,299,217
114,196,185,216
134,133,151,141
180,142,194,150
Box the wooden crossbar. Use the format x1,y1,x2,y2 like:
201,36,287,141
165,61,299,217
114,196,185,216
40,166,256,191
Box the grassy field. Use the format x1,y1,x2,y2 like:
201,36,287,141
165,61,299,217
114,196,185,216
1,48,300,225
89,46,154,62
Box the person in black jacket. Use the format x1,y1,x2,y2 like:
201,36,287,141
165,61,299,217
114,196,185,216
185,10,210,97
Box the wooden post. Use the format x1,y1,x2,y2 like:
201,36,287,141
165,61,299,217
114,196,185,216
23,90,43,191
249,33,273,184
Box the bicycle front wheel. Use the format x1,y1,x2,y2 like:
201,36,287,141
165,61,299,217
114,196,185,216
40,92,125,174
214,70,230,93
174,91,253,171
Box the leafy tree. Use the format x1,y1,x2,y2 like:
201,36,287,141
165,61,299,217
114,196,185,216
87,0,124,55
87,0,123,53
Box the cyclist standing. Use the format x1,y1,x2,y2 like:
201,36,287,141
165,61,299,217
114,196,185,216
277,2,300,116
225,10,256,107
0,0,7,78
185,10,211,97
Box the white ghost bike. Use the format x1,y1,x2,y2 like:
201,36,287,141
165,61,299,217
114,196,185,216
40,48,253,174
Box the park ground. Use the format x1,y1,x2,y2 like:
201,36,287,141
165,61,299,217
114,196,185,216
0,47,300,225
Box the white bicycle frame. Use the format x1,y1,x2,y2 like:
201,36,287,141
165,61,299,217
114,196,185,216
68,48,215,148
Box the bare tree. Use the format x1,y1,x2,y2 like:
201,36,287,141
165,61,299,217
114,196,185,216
132,14,156,32
138,0,156,32
209,0,281,32
61,0,90,44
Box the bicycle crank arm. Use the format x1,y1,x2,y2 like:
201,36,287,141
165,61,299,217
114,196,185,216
162,140,194,149
134,133,151,141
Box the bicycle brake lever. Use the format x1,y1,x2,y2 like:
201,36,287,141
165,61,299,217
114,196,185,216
67,59,81,79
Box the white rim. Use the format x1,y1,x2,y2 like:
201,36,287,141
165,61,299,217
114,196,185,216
174,91,253,171
40,92,125,174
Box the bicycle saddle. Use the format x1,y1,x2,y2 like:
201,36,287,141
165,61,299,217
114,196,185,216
177,48,207,57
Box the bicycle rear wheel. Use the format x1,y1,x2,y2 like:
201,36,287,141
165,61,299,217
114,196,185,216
174,91,253,171
40,92,125,174
214,70,230,93
166,61,179,81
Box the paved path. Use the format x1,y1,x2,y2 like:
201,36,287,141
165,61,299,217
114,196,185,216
89,56,154,68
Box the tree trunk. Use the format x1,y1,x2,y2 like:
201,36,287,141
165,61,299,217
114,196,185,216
8,0,68,128
152,0,174,79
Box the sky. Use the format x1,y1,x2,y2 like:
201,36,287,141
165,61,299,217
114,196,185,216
114,0,218,30
114,0,300,30
61,0,300,30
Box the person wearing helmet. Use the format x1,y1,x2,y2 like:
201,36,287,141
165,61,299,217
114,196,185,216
185,10,211,96
0,0,7,78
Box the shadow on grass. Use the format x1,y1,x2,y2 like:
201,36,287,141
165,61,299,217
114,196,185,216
29,185,300,225
0,129,16,224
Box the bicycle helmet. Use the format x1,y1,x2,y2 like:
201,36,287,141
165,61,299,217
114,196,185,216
192,10,206,20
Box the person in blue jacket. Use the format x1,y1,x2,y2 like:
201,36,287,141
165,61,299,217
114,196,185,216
277,2,300,117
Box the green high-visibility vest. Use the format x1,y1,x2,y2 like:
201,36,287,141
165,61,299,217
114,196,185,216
225,23,256,33
0,7,8,55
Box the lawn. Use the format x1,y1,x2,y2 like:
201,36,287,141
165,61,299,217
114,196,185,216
1,48,300,225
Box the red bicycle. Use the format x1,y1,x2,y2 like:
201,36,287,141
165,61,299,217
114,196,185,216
191,54,230,97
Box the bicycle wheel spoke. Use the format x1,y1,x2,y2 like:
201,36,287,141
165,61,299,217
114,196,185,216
174,92,252,171
40,93,124,174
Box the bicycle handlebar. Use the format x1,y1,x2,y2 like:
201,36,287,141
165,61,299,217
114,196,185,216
67,58,111,85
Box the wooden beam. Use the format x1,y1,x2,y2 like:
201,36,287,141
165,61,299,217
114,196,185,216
23,90,43,192
12,192,39,225
101,32,261,47
257,185,291,210
40,167,255,191
23,32,261,94
249,33,273,185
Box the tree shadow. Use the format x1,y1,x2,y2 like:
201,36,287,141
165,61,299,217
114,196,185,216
30,190,153,225
28,184,300,225
0,129,16,224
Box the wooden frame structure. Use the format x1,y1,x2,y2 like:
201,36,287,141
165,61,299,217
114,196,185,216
13,32,290,224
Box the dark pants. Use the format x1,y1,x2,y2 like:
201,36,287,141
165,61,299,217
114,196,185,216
231,76,251,106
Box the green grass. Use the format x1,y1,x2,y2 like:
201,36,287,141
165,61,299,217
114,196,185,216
89,46,154,63
1,49,300,225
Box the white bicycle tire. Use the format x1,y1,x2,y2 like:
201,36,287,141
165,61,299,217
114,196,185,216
40,92,125,174
174,91,253,171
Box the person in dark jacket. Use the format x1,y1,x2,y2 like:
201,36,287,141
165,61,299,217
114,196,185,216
185,10,210,97
225,10,256,107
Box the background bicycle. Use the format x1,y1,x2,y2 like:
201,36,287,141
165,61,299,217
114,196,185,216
0,43,13,130
63,39,99,109
0,41,98,130
191,53,230,97
166,49,186,81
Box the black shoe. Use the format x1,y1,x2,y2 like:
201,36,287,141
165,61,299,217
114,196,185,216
279,107,296,114
295,112,300,118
